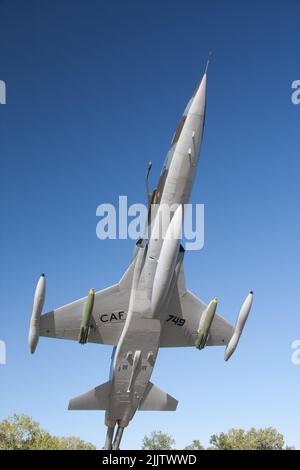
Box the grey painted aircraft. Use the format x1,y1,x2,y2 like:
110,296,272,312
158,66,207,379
29,58,253,450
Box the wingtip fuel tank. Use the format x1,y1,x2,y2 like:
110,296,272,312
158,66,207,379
28,274,46,354
224,291,253,361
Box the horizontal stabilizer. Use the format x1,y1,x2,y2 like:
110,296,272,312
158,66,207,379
68,381,111,410
139,382,178,411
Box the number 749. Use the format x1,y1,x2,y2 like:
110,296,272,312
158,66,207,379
166,315,185,327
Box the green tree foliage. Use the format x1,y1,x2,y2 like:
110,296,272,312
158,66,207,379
142,428,294,450
184,439,204,450
209,427,294,450
0,414,96,450
142,431,175,450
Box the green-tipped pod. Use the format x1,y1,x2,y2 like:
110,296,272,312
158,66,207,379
78,288,95,344
195,298,218,350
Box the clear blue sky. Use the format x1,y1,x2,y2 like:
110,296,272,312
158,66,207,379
1,0,300,449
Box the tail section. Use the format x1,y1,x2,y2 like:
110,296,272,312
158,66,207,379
68,380,178,412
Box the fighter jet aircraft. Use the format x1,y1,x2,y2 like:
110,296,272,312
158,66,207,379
29,58,253,450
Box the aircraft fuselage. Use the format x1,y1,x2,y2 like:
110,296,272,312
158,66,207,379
105,72,207,433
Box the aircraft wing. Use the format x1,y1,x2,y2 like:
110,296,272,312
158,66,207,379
160,265,234,347
39,262,134,346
